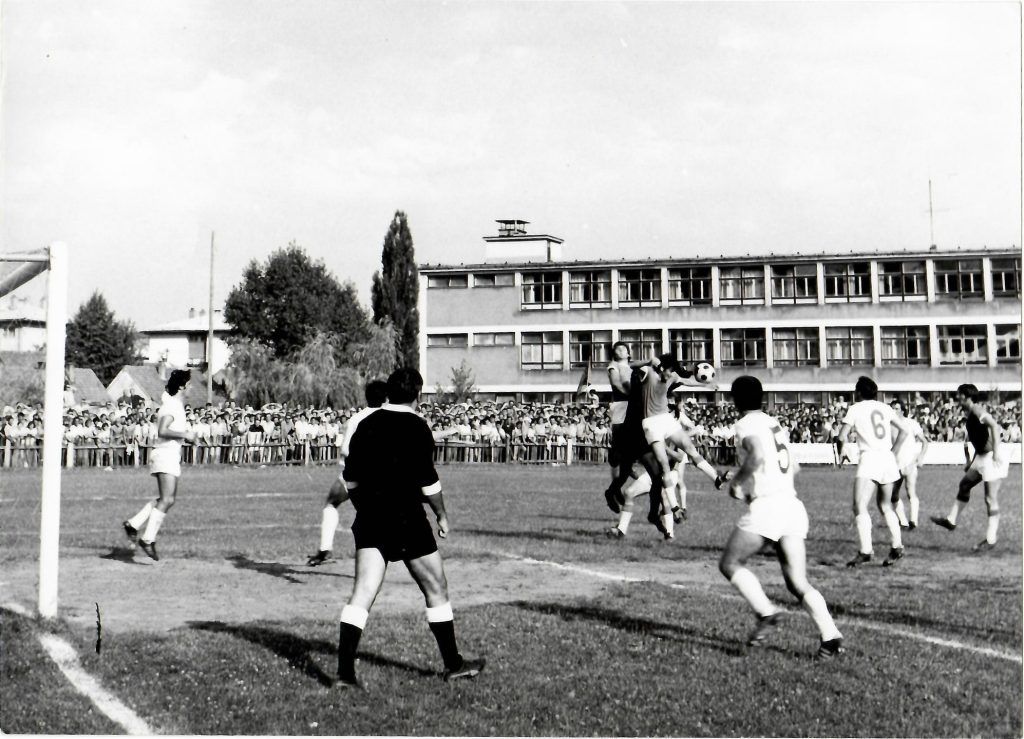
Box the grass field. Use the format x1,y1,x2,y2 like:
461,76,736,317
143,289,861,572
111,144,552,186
1,461,1021,736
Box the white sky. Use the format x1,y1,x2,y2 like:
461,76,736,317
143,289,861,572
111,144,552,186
2,1,1020,328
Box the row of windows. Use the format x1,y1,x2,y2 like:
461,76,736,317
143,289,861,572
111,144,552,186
427,258,1022,307
427,324,1022,370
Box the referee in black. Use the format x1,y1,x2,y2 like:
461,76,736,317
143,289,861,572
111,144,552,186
335,367,485,687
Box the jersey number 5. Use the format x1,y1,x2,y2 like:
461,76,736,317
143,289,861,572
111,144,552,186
770,424,791,473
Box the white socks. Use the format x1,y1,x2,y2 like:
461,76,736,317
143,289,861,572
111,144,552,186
881,507,903,548
802,589,842,641
695,459,718,482
341,604,369,629
319,505,340,551
729,568,775,618
986,514,1000,544
616,510,633,534
855,513,872,555
909,497,919,526
894,499,908,527
947,500,967,525
625,472,652,497
425,602,454,623
141,509,165,544
128,501,155,529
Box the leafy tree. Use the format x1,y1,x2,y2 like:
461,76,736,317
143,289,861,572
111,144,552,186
65,292,140,385
434,359,476,404
371,211,420,369
224,242,368,358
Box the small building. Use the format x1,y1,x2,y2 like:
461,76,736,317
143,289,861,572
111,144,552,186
0,296,46,353
106,364,223,408
140,308,232,375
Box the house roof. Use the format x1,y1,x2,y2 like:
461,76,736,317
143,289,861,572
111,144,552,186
68,367,110,405
0,298,46,325
141,313,231,335
109,364,226,406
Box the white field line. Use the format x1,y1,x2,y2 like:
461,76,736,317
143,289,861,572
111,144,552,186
477,548,1024,665
36,633,153,735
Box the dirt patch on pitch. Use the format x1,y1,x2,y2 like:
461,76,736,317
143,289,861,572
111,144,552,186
0,550,721,635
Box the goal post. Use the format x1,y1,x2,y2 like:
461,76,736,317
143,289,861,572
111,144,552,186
0,243,68,619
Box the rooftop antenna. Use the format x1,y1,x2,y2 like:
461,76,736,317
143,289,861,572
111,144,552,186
928,179,935,247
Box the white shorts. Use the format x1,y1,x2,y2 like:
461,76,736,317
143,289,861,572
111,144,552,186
609,401,628,426
969,452,1009,483
737,495,809,542
855,449,900,485
642,413,681,445
149,446,182,477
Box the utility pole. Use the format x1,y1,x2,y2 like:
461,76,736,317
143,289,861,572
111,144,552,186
207,231,215,404
928,179,935,247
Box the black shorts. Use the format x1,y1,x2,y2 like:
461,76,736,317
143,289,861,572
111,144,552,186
351,514,438,563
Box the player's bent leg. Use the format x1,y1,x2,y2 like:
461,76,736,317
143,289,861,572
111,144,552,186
904,467,920,528
935,469,982,530
406,551,484,680
976,480,1003,550
875,482,903,554
720,527,777,615
776,536,843,652
848,477,875,565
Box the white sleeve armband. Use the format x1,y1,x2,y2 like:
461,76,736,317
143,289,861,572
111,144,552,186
421,481,442,496
345,480,359,491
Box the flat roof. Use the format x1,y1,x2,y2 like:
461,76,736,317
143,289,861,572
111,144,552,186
420,245,1019,273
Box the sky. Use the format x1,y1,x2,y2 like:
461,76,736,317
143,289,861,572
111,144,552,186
1,1,1020,328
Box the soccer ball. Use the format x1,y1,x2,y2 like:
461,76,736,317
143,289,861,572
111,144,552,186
693,362,716,384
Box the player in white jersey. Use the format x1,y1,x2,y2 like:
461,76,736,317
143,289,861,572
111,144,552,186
307,380,388,566
718,376,843,659
837,376,911,568
890,401,930,530
121,370,196,561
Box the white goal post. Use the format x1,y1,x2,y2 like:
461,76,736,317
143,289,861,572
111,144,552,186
0,243,68,619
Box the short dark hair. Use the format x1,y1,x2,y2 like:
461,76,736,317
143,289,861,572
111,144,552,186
386,367,423,404
166,369,192,396
657,353,679,372
612,341,631,357
855,376,878,401
956,383,980,401
364,379,388,408
731,375,763,412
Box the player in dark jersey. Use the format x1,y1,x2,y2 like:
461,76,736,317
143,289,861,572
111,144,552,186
604,341,634,512
334,368,485,686
931,384,1009,551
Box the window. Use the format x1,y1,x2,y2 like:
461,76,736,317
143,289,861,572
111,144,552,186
719,266,765,304
618,329,662,361
474,332,514,346
771,391,824,408
427,334,468,348
617,269,662,306
667,267,712,305
880,326,930,365
995,324,1021,364
569,271,612,306
474,273,514,288
991,258,1021,298
936,324,987,365
569,330,612,368
824,263,870,301
521,331,563,370
772,328,820,366
934,259,983,300
771,265,818,303
427,274,468,289
521,272,562,308
669,329,713,365
878,261,927,299
826,327,874,366
720,328,766,367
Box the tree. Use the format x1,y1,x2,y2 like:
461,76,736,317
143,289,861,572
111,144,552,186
65,291,140,385
224,242,368,358
371,211,420,369
434,359,476,404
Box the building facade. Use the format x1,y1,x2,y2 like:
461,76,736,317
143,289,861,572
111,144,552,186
140,308,232,375
419,221,1021,406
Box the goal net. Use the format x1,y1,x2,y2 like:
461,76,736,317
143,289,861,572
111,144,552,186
0,244,68,619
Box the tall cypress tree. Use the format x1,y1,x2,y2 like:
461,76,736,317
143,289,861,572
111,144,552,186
371,211,420,369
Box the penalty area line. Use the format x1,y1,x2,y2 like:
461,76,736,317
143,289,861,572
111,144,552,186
472,548,1023,666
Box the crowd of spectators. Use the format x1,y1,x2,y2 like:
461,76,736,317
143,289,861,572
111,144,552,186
1,392,1021,469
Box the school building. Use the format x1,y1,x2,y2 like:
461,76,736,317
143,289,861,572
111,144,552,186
418,220,1021,407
